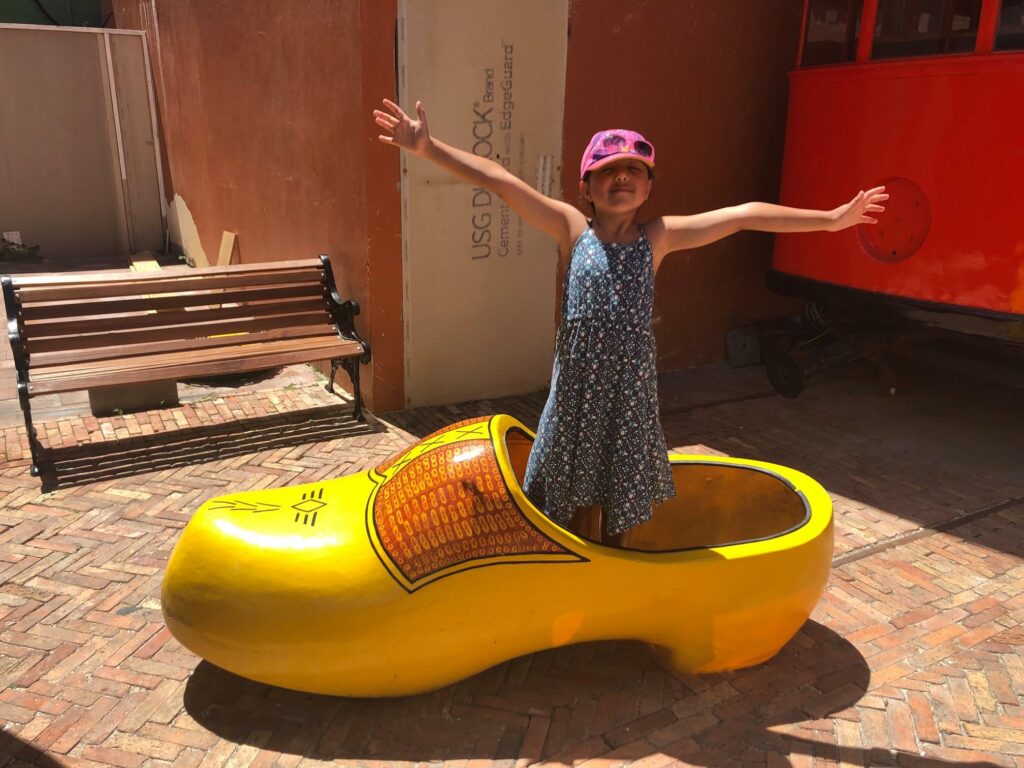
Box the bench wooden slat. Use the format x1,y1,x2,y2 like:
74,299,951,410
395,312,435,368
18,284,323,321
25,313,335,355
28,338,363,394
4,254,370,477
16,269,324,303
31,324,337,367
34,335,354,380
24,298,329,337
10,258,321,287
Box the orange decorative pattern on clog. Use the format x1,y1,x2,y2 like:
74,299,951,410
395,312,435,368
375,416,491,475
367,417,583,592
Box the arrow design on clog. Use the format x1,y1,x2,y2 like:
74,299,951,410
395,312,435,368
208,499,281,514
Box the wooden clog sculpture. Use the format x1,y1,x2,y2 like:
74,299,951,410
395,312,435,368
162,415,833,696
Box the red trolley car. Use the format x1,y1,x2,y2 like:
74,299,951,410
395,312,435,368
767,0,1024,395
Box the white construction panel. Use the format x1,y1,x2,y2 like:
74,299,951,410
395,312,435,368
398,0,568,406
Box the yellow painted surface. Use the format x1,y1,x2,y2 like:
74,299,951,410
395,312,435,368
162,415,833,696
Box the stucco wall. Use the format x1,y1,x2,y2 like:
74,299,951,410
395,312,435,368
114,1,805,411
563,0,804,370
113,0,404,411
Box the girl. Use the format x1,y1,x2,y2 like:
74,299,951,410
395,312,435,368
374,99,886,546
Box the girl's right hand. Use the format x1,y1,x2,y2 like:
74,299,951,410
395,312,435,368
374,99,431,155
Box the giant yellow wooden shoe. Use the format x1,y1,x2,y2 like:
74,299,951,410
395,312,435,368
162,415,833,696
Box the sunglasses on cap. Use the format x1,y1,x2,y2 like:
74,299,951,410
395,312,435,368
591,133,654,161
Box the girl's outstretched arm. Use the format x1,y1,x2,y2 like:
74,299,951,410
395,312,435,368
374,99,586,250
648,187,888,271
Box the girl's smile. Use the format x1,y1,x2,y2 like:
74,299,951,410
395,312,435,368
582,159,653,213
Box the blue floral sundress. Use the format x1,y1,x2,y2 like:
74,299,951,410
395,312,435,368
523,223,676,536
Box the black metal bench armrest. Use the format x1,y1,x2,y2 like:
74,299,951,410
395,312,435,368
3,274,40,474
2,275,29,380
320,254,371,364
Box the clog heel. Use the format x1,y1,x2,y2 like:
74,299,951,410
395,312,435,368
162,414,833,696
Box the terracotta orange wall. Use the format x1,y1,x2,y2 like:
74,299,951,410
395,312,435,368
112,2,805,411
112,0,404,411
563,1,804,370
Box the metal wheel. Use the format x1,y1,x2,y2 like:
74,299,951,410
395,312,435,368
766,353,806,399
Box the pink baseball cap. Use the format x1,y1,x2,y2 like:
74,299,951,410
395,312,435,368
580,129,656,178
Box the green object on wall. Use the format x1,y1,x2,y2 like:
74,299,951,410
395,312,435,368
0,0,106,27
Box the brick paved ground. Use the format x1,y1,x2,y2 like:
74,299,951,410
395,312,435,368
1,355,1022,767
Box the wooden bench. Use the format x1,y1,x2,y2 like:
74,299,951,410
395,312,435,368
2,255,370,476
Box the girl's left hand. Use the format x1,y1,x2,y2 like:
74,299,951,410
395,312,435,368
829,186,888,231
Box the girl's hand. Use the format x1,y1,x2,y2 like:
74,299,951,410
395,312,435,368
829,186,888,231
374,99,431,155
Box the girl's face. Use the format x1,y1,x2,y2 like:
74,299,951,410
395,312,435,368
580,159,653,216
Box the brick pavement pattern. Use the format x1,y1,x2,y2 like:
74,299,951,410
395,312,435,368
1,360,1022,767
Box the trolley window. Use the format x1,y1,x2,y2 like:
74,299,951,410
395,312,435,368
801,0,864,66
996,0,1024,50
873,0,983,58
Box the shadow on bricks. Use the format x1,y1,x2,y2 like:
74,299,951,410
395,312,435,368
781,734,1004,767
0,729,68,767
181,621,873,765
659,359,1024,561
35,404,381,491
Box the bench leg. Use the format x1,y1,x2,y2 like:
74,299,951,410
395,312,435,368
17,384,42,476
327,357,365,422
326,359,341,394
345,358,365,422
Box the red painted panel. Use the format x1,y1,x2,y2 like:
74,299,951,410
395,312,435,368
774,55,1024,316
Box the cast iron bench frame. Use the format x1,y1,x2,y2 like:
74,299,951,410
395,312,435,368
2,254,370,476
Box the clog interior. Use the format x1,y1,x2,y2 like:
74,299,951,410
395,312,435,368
628,464,809,551
505,430,808,552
